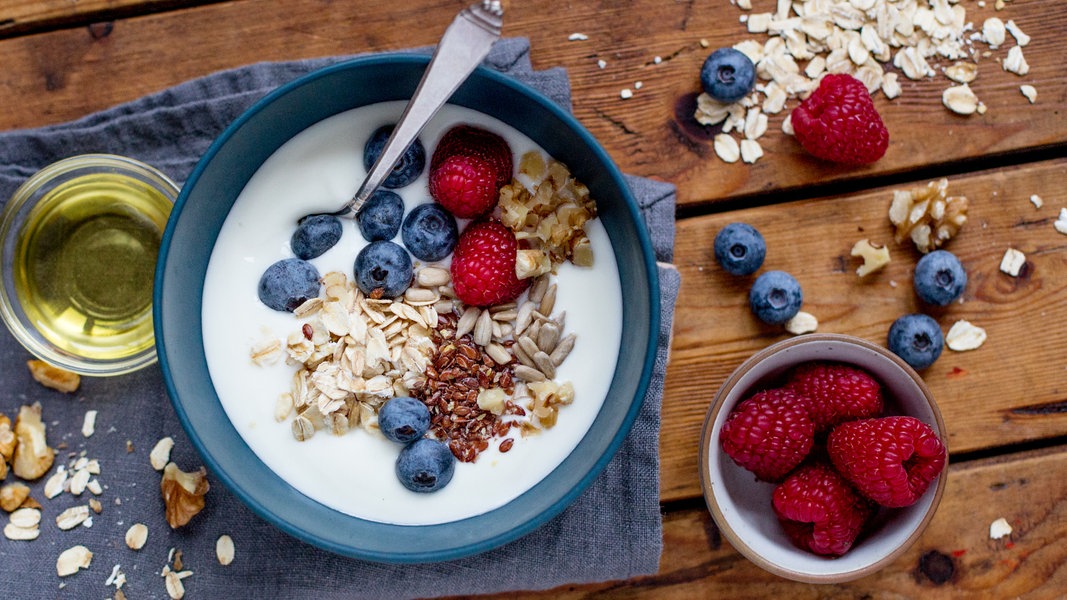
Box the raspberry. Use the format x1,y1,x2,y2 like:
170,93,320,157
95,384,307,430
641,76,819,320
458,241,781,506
790,74,889,165
719,388,815,482
772,462,875,557
827,416,947,508
429,125,513,219
449,220,529,307
786,361,884,433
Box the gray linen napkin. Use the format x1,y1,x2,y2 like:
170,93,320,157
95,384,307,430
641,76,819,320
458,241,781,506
0,38,680,598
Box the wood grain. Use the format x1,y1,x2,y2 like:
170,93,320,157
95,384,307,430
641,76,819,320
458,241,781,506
660,157,1067,502
473,444,1067,599
0,0,1064,206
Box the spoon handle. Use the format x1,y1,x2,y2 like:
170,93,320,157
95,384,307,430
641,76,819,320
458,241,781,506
336,1,503,219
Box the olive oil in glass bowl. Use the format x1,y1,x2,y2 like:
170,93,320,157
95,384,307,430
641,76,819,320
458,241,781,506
0,155,178,376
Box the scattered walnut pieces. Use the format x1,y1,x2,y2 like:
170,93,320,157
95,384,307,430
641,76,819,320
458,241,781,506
160,462,209,529
946,320,987,351
26,359,80,393
56,544,93,577
499,151,598,272
851,239,891,277
888,178,968,253
1000,248,1026,276
12,402,54,480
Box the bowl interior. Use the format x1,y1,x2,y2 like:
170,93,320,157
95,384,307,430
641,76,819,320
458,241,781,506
155,55,659,562
700,334,947,582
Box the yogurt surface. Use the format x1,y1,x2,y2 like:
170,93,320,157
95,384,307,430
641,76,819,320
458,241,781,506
201,101,623,525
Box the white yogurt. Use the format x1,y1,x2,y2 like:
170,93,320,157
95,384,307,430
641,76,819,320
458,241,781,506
201,102,623,525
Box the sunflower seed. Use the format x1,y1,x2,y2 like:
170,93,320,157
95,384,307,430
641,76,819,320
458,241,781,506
539,284,558,318
473,309,493,347
456,307,480,339
485,343,512,366
416,267,450,287
550,333,576,366
533,351,557,379
513,365,547,382
537,322,560,354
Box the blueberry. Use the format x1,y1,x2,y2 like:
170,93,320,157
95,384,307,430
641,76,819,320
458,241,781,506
258,258,320,312
395,438,455,493
401,203,459,262
363,125,426,189
356,190,404,242
700,48,756,104
888,314,944,370
378,397,431,444
291,214,343,260
914,250,967,306
714,222,766,275
749,270,802,325
353,240,412,298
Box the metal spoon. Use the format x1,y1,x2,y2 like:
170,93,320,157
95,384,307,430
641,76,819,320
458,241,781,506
325,0,503,220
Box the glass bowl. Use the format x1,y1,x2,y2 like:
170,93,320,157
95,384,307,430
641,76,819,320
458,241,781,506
0,154,178,376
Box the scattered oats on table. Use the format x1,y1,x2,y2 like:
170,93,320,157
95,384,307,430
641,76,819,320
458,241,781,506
999,248,1026,276
946,320,987,352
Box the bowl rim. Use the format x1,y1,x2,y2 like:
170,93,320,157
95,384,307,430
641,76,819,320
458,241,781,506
0,153,178,376
154,53,660,563
698,333,948,583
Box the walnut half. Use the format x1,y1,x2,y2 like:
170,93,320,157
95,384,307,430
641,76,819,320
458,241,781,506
12,403,54,481
888,178,969,253
160,463,210,528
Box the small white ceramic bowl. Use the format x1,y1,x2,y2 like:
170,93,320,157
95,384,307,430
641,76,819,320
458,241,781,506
699,333,947,583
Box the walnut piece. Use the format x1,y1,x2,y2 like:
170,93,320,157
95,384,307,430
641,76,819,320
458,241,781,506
499,151,597,273
26,360,80,393
0,482,31,512
12,403,54,480
160,462,210,529
888,178,969,253
850,239,891,277
0,413,14,461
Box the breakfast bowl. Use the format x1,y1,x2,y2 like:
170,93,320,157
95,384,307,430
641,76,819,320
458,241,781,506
699,333,947,583
154,54,659,563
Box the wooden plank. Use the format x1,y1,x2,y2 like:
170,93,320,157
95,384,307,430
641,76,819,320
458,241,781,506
0,0,1064,206
660,157,1067,501
472,444,1067,599
0,0,176,35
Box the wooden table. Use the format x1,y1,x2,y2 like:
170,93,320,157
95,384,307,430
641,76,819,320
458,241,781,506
3,0,1066,596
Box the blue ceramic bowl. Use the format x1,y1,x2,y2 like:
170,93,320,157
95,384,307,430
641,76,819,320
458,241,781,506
154,54,659,563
